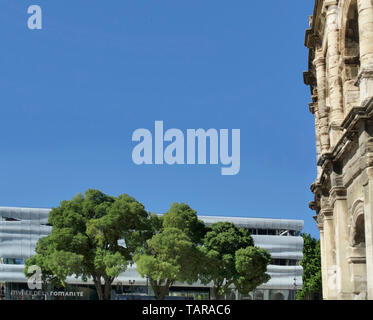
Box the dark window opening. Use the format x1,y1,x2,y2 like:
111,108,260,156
1,217,21,222
271,259,299,266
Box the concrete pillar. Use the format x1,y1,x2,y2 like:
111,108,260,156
332,189,354,299
263,290,270,301
364,167,373,299
314,51,331,154
357,0,373,103
235,289,239,300
323,211,337,299
326,3,344,146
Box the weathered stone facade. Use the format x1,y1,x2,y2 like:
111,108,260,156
304,0,373,300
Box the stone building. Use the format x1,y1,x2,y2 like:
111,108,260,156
304,0,373,300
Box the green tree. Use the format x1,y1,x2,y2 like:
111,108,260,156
162,202,207,244
134,203,203,300
199,222,271,300
24,189,151,300
135,228,200,300
296,233,322,300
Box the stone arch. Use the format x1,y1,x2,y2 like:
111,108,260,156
350,200,366,247
348,199,367,299
353,214,365,246
340,0,360,114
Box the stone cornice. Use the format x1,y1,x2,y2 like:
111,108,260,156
305,28,314,49
347,256,366,264
310,180,324,195
311,97,373,197
303,71,316,87
323,0,338,10
321,208,333,217
315,99,373,171
330,185,346,197
313,215,324,230
309,102,315,114
329,186,347,205
342,97,373,128
355,66,373,86
309,201,320,212
341,107,366,129
304,0,324,94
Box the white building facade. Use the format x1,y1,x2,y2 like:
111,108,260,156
0,207,303,300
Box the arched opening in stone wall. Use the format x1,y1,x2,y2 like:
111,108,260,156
348,201,367,299
353,214,365,247
342,0,361,114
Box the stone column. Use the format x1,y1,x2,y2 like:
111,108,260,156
357,0,373,103
318,222,328,299
330,184,354,299
312,100,322,178
323,209,337,300
314,51,331,154
363,166,373,299
326,2,344,146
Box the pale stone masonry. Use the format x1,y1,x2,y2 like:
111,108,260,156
304,0,373,300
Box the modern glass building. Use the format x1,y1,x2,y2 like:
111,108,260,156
0,207,303,300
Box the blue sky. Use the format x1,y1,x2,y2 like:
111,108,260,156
0,1,319,237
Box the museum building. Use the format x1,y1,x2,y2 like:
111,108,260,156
0,207,303,300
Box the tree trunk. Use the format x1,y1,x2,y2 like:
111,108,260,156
151,279,172,300
94,280,104,300
93,276,106,300
214,290,225,300
157,290,166,300
158,284,170,300
104,280,112,300
212,286,225,300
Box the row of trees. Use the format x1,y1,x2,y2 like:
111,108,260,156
25,189,271,300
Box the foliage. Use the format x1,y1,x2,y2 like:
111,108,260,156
234,246,272,294
198,222,271,299
134,203,202,300
24,189,150,300
296,233,322,300
24,195,272,301
162,202,207,244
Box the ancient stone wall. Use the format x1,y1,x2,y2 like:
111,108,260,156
305,0,373,300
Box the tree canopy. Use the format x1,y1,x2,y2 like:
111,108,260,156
162,202,207,244
199,222,271,299
24,194,272,301
24,189,151,300
134,203,203,300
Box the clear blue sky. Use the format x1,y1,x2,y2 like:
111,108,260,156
0,1,319,237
